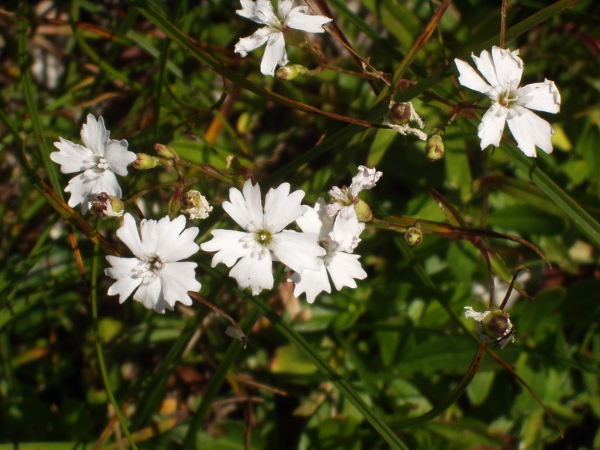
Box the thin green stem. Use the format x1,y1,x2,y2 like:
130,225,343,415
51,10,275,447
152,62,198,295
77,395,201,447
91,236,138,449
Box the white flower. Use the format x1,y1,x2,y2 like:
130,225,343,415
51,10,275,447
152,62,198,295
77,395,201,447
201,179,325,295
105,213,201,314
50,114,137,212
289,199,367,303
464,306,515,349
454,46,561,157
382,101,428,141
235,0,332,76
326,166,382,220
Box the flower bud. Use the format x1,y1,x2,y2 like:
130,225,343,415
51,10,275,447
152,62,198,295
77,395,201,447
154,143,177,159
354,199,373,222
88,192,124,218
181,190,213,220
425,134,444,161
389,102,412,125
132,153,160,170
276,64,309,81
480,308,515,349
404,226,423,246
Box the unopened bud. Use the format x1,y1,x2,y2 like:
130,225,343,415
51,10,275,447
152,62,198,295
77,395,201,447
88,193,124,218
389,102,412,125
132,153,160,170
404,225,423,246
181,190,213,220
481,308,515,349
154,143,177,159
425,134,444,161
354,199,373,222
276,64,309,81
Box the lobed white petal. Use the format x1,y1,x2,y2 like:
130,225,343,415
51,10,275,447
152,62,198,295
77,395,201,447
201,229,251,267
229,253,273,294
477,104,508,150
296,198,332,238
234,27,272,57
264,182,306,232
285,7,332,33
455,58,492,95
272,230,325,273
470,49,498,87
223,179,264,230
104,139,136,176
105,256,142,303
80,114,109,156
518,79,561,114
326,251,367,291
290,263,330,304
160,261,200,307
50,139,94,174
507,107,554,157
116,214,147,259
491,46,523,87
330,215,363,253
261,32,288,76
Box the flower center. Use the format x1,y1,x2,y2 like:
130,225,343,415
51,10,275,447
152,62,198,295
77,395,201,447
133,253,164,283
497,83,519,108
84,155,110,173
254,229,273,247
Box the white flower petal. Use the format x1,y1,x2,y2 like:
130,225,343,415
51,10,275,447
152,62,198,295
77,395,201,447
464,306,489,322
290,264,330,304
327,251,367,291
261,31,287,76
234,27,272,57
507,107,554,157
80,114,109,155
477,103,508,150
491,46,523,87
470,49,498,87
278,0,294,18
156,215,200,262
264,183,306,232
272,230,324,273
223,180,264,230
134,278,165,312
50,139,94,174
455,58,492,95
237,0,261,22
160,262,200,307
518,79,561,114
201,229,250,267
230,253,273,295
64,170,121,212
104,139,136,176
296,198,332,238
105,256,141,302
330,215,363,253
285,7,331,33
116,214,147,259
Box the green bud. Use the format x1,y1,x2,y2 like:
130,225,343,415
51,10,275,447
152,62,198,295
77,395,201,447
88,193,124,218
425,134,444,161
276,64,309,81
404,225,423,246
354,199,373,222
132,153,160,170
154,143,177,159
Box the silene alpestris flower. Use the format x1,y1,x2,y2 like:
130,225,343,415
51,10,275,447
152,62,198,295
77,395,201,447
234,0,332,76
454,46,561,157
289,198,367,303
50,114,137,212
105,213,201,314
326,165,382,221
201,179,325,295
